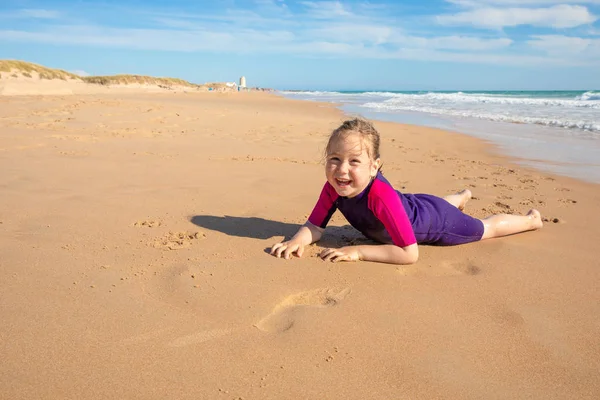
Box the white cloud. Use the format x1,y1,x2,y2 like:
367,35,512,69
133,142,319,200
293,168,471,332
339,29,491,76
0,8,61,19
309,24,394,45
21,9,61,19
147,8,297,31
0,21,512,54
0,24,585,66
447,0,600,6
0,2,596,67
152,17,204,29
254,0,290,14
299,1,353,19
0,27,235,52
527,34,600,56
386,47,571,65
0,25,311,54
402,36,513,51
437,5,597,29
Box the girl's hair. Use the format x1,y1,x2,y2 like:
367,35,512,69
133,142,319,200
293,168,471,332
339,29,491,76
325,118,381,160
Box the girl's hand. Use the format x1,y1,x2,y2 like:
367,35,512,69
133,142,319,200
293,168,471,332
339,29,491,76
319,246,360,263
270,240,305,259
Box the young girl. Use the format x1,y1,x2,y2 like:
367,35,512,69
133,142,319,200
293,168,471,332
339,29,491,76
270,118,543,265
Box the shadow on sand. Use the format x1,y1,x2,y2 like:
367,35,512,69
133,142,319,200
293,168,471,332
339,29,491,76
189,215,300,241
189,215,375,254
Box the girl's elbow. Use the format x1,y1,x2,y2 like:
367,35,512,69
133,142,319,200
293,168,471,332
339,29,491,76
402,244,419,265
405,254,418,265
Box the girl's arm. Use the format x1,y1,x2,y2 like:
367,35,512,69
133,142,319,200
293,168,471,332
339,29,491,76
357,243,418,264
270,222,324,259
320,243,419,265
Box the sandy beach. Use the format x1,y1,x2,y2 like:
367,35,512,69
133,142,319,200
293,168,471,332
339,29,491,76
1,88,599,399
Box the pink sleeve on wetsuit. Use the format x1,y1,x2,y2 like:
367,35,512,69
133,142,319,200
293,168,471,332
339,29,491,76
307,182,338,228
368,179,417,247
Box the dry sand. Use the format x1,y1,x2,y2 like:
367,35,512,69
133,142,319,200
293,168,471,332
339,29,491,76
1,87,599,399
0,75,199,96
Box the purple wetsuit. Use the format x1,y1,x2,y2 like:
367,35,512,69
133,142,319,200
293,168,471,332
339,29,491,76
308,172,484,246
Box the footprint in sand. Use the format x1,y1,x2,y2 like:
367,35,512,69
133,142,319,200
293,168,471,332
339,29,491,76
558,198,577,205
445,260,481,275
151,230,206,250
134,219,162,228
255,288,351,333
543,216,563,224
398,260,481,277
494,201,513,211
168,329,232,348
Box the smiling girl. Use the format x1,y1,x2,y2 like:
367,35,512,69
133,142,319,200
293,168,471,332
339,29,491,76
270,118,543,265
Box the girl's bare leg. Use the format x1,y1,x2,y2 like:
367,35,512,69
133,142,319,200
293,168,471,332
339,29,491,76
444,189,472,211
480,209,543,240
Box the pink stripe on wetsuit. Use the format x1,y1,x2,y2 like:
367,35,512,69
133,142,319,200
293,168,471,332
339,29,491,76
308,172,484,247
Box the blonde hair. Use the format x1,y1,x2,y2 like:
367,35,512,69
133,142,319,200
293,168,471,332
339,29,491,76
325,118,381,161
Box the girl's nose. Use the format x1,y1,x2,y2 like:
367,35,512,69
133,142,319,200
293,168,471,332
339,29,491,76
338,161,350,173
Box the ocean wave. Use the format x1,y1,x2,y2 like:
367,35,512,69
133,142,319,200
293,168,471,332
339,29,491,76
377,92,600,109
282,90,405,98
362,102,600,132
576,91,600,101
283,90,599,105
281,90,343,96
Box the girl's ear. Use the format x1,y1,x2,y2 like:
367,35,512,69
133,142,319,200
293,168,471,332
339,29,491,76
371,158,382,177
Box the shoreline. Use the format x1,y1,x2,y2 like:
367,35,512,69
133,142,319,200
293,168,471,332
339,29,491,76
1,90,599,399
354,106,600,185
276,90,600,185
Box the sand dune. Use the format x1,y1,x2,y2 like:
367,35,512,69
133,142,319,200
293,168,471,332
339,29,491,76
0,88,598,399
0,60,241,96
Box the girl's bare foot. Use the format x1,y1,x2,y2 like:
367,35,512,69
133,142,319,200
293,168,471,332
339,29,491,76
527,209,544,230
444,189,472,210
457,189,472,211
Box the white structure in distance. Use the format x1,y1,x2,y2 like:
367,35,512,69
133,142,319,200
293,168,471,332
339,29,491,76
239,76,246,88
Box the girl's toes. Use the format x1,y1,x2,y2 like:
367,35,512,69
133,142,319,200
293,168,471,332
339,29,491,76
528,209,543,229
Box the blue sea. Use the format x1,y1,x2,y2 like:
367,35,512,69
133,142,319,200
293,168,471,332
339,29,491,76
278,90,600,184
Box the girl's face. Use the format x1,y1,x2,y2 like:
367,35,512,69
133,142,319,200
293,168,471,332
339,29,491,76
325,132,380,198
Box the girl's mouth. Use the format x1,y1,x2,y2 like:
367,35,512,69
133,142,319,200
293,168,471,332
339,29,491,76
336,178,351,187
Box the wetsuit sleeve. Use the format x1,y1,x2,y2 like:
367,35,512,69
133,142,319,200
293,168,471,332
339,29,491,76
307,182,338,229
368,179,417,247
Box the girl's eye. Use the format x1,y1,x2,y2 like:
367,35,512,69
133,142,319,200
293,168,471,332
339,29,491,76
329,157,340,162
350,159,360,164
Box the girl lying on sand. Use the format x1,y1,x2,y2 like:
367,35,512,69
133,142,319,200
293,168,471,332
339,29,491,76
270,118,543,265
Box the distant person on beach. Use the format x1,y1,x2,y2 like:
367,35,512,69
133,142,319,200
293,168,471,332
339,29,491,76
270,118,543,265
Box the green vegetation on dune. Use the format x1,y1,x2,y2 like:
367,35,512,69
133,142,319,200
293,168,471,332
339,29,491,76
0,60,80,80
0,60,242,90
0,60,200,87
82,74,197,87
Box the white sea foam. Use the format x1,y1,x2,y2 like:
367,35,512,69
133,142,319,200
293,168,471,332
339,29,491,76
281,90,600,133
367,92,600,109
577,91,600,101
362,101,600,133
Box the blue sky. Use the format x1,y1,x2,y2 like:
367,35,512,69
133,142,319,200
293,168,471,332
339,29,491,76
0,0,599,90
